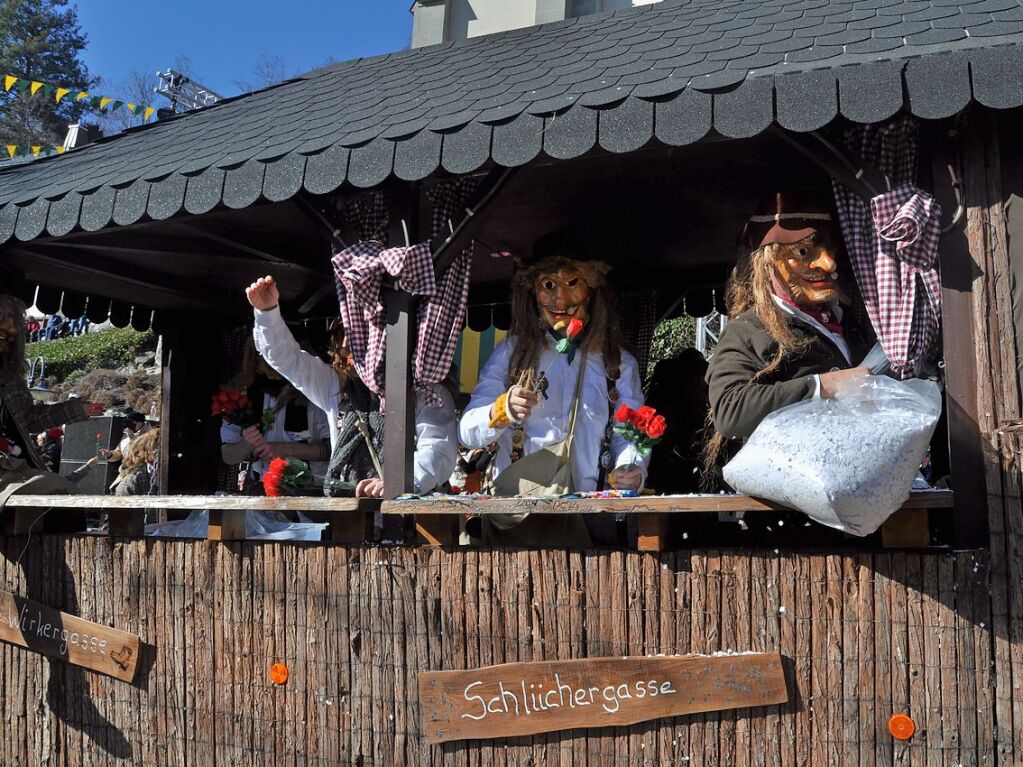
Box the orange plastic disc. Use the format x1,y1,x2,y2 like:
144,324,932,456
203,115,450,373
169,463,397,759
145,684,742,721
888,713,915,740
269,662,289,685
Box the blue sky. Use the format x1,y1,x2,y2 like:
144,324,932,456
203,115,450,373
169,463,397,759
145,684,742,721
76,2,414,98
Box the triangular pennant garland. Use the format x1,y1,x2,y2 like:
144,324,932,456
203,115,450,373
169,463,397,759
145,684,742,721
29,81,43,95
3,74,158,121
5,145,15,159
54,87,69,103
3,75,16,91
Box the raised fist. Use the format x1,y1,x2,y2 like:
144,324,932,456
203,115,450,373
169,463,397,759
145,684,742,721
246,275,280,311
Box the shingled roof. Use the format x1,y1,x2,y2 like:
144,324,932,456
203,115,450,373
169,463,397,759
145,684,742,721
2,0,1023,246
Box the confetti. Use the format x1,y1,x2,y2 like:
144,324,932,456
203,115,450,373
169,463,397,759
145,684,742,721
723,377,942,537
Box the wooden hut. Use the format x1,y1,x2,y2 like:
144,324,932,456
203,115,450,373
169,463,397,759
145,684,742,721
0,0,1021,763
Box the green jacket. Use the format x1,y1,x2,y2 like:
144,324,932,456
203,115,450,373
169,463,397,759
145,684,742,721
706,308,869,439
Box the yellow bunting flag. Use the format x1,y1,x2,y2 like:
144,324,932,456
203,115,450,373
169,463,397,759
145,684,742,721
99,96,112,110
126,102,136,112
29,81,43,95
5,146,15,159
143,106,154,121
4,75,16,91
30,146,41,158
56,146,65,154
55,87,69,103
76,91,89,101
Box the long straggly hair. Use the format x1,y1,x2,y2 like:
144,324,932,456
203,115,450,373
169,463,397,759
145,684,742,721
506,256,623,388
0,294,27,378
118,427,160,480
700,242,813,489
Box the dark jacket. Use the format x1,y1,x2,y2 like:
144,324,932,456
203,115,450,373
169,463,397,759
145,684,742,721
706,308,870,440
0,371,88,470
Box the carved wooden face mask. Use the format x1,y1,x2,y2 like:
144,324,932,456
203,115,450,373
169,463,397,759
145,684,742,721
535,265,593,332
771,233,845,307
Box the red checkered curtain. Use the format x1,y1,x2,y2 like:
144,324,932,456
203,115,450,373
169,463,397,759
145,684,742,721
418,177,478,395
831,117,942,379
329,179,477,407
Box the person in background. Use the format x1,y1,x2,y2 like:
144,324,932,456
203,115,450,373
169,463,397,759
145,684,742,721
244,275,458,499
23,318,40,341
220,338,331,491
43,314,62,341
112,428,160,496
100,409,146,466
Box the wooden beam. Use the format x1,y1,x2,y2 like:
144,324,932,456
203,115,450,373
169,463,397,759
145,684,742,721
3,495,381,512
382,184,419,497
931,124,989,549
382,489,954,515
430,166,517,276
5,246,220,312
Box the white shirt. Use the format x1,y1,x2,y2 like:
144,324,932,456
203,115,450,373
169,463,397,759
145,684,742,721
459,337,648,492
252,306,458,494
772,295,852,399
220,392,330,478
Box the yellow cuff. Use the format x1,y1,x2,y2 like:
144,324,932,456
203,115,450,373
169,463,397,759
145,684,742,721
488,392,513,429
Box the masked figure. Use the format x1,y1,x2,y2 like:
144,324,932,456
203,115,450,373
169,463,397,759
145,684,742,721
459,232,648,546
705,193,873,475
245,276,457,499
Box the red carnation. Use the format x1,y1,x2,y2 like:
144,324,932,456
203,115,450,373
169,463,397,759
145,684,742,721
566,318,585,339
263,457,288,497
647,415,666,439
614,403,633,423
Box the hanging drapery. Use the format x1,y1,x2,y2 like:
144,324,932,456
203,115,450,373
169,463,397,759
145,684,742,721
831,116,943,379
331,240,435,403
330,177,478,407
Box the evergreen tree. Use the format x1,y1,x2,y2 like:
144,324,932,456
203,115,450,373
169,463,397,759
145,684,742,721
0,0,93,148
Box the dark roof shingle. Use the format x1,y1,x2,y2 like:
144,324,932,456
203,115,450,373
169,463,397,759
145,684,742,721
3,0,1023,244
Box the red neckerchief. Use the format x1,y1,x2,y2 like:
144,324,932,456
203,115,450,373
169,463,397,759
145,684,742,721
771,275,844,336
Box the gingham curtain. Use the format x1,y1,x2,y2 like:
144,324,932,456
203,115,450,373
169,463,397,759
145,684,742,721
831,116,943,378
330,178,478,407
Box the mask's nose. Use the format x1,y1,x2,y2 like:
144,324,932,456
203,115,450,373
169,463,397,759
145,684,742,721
809,245,837,274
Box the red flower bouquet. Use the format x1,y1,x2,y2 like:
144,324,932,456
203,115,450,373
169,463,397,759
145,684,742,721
614,404,667,456
211,388,274,431
262,457,317,497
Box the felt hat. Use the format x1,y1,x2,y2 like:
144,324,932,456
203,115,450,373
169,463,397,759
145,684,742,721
741,191,835,250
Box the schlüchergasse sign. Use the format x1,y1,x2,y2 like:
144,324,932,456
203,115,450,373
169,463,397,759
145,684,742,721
419,652,787,743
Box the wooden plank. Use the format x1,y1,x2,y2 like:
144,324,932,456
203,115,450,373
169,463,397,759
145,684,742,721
953,555,978,762
921,555,943,767
824,556,843,767
889,555,910,766
880,508,930,549
872,554,893,767
855,553,875,767
416,515,458,546
905,554,926,767
636,515,669,551
808,555,826,767
207,508,245,541
970,552,995,765
382,489,954,515
0,589,140,682
418,653,788,744
719,554,739,767
937,555,959,760
4,495,379,511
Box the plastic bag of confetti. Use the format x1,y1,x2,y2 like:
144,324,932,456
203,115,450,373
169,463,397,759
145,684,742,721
722,376,942,536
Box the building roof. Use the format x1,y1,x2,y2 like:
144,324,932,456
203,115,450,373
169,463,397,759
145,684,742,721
2,0,1023,246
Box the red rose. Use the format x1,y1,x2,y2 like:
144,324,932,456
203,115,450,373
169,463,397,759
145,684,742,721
614,403,633,423
631,405,656,430
263,457,288,497
566,318,585,339
646,415,666,439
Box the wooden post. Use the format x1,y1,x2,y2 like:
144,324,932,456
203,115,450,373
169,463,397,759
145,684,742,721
382,288,416,497
930,122,990,549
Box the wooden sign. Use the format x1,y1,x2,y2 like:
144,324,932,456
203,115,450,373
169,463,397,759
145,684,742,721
419,652,787,744
0,591,141,682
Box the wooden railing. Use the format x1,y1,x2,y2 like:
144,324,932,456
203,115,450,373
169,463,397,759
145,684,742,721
1,489,954,549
